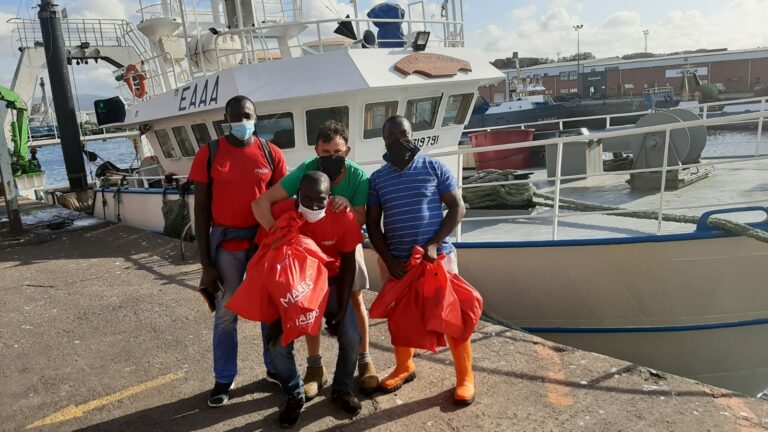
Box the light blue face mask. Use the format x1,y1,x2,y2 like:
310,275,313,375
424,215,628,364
229,120,255,141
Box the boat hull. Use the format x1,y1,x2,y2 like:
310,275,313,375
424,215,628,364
363,233,768,396
94,188,192,233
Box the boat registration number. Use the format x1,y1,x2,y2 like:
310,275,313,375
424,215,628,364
413,134,439,148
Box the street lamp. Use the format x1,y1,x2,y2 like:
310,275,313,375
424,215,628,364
573,24,583,95
643,29,649,53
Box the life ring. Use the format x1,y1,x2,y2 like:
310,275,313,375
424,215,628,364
123,64,147,99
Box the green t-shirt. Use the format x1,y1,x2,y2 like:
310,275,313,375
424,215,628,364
279,157,370,207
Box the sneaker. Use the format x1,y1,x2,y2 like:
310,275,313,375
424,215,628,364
265,370,283,389
278,395,305,429
331,390,362,417
302,366,327,400
207,380,234,407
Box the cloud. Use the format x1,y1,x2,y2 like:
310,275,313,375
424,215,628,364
541,7,578,31
0,11,18,87
507,5,537,21
64,0,134,21
603,11,640,29
470,0,768,61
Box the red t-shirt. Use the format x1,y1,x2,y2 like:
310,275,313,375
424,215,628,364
189,136,287,250
256,199,363,276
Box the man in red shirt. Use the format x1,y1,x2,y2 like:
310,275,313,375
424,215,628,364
259,171,362,428
188,95,287,408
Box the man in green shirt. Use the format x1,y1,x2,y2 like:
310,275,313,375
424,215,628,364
252,120,379,397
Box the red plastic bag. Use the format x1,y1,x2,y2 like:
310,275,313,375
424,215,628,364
369,250,425,320
226,213,333,346
225,246,280,323
270,240,331,346
370,248,446,352
449,273,484,343
370,247,484,351
422,257,463,339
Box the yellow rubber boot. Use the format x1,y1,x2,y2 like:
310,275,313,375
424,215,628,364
447,337,475,405
379,347,416,393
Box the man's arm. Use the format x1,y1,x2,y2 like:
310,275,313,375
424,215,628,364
351,205,365,226
366,204,406,279
194,181,222,290
251,183,289,231
327,250,356,336
423,189,466,261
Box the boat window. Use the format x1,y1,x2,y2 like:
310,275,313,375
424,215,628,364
191,123,212,148
154,128,179,159
212,120,231,137
363,101,398,140
305,106,349,146
442,93,473,126
172,126,197,157
405,96,442,132
256,112,295,149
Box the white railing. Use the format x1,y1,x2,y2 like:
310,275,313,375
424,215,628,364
8,18,150,53
112,52,179,99
465,96,768,133
137,1,183,21
357,107,768,241
212,16,464,70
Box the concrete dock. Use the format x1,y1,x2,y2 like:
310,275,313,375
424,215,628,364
3,200,768,431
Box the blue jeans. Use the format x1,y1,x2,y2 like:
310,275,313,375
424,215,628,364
212,248,274,383
269,284,361,398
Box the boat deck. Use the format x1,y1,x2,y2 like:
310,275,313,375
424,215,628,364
3,200,768,431
461,157,768,243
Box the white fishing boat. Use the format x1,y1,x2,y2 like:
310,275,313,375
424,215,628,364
6,1,768,397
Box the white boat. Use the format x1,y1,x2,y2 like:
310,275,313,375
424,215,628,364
7,1,768,397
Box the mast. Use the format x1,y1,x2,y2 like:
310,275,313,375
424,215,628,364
38,0,88,193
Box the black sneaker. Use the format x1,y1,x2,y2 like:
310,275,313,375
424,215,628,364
266,370,283,389
207,381,234,407
279,395,305,429
331,390,362,417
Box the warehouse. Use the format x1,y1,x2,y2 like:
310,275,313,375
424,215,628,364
483,48,768,101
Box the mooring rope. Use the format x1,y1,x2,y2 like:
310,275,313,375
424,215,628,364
462,169,768,244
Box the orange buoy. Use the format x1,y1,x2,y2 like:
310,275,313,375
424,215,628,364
123,63,147,99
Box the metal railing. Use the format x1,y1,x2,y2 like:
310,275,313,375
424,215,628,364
465,96,768,134
357,107,767,241
112,52,179,99
212,16,465,70
8,18,150,53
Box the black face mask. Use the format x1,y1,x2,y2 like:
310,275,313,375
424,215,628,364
318,155,346,182
385,138,418,170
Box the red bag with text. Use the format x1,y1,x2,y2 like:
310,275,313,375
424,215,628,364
226,213,332,346
270,235,331,346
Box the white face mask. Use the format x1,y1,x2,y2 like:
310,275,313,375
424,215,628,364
298,203,326,223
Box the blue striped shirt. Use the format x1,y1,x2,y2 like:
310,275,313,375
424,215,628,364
368,154,457,260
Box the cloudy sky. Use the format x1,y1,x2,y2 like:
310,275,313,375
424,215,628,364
0,0,765,99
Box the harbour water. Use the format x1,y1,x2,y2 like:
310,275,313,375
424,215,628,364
34,130,765,187
35,138,137,187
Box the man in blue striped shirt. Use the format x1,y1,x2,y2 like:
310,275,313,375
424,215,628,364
367,115,476,405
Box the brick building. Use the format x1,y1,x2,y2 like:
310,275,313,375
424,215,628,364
494,48,768,100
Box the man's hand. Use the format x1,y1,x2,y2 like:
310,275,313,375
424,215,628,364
200,264,223,293
422,242,438,262
384,256,407,280
329,195,351,212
